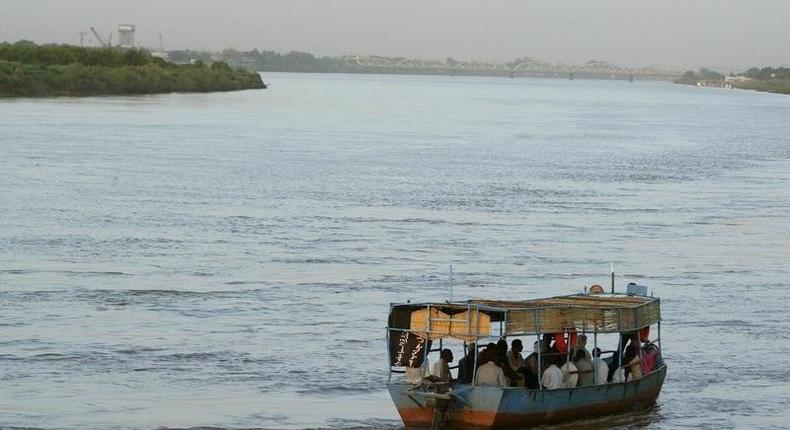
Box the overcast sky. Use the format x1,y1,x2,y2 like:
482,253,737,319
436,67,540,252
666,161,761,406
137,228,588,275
1,0,789,70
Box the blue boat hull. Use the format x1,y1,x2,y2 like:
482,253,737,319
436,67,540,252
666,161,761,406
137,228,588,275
388,365,667,429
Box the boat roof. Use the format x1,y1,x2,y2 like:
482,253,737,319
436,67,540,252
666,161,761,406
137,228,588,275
388,293,660,339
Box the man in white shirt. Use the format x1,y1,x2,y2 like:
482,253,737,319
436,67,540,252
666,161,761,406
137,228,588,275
431,349,454,383
475,351,507,387
560,359,578,388
592,347,609,385
541,359,563,390
574,349,594,386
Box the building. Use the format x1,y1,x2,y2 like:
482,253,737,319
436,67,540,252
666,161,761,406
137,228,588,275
118,24,135,49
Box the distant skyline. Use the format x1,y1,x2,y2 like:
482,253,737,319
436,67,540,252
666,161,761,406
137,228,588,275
1,0,789,71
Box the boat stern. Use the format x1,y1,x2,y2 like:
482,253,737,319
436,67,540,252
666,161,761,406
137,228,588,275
388,383,504,429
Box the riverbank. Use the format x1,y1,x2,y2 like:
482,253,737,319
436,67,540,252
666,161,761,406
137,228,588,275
732,79,790,95
0,42,265,97
674,67,790,95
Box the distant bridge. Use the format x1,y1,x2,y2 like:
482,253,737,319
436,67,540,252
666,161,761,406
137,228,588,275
341,55,681,81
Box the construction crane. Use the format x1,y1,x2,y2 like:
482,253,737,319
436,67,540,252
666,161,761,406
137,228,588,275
89,27,112,48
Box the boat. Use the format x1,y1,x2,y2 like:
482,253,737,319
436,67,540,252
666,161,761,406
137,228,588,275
386,284,665,429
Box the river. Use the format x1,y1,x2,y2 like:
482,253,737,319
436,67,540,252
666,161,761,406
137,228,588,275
1,73,789,429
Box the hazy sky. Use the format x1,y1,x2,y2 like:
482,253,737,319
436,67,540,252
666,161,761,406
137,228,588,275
2,0,789,70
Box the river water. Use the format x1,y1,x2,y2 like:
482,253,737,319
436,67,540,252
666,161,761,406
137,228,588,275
1,73,789,430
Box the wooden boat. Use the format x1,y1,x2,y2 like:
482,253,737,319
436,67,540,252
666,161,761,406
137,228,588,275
386,288,665,429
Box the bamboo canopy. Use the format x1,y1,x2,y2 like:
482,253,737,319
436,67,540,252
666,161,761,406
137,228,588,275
409,307,491,341
388,294,660,339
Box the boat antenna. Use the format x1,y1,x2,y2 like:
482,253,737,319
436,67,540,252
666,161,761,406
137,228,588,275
448,264,454,302
610,263,615,293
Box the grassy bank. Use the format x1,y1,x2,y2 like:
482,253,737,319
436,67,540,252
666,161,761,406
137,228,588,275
0,42,265,97
675,66,790,95
732,79,790,95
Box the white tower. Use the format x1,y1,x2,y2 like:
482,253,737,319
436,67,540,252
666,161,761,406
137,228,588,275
118,24,136,48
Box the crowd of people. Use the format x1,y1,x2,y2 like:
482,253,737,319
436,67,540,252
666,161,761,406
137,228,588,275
411,331,662,390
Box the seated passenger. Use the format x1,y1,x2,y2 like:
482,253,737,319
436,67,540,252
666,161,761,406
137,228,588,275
560,357,578,388
541,357,563,390
431,348,454,383
621,341,641,381
507,339,526,372
572,334,592,361
640,341,661,375
507,339,528,387
592,347,609,385
574,349,594,386
626,354,642,381
523,340,544,389
481,342,498,366
496,338,520,386
475,351,507,387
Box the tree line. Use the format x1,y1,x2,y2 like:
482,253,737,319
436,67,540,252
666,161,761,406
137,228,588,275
0,41,265,97
674,66,790,94
674,68,724,85
169,48,347,73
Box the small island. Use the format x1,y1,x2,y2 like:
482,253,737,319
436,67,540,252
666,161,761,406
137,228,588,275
0,41,265,97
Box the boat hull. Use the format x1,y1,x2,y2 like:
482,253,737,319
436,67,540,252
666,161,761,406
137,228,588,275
389,365,666,429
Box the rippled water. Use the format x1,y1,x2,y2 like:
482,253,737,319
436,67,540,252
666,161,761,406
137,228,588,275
1,73,789,430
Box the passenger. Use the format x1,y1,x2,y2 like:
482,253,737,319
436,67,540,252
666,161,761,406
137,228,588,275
496,339,509,365
574,349,594,386
592,347,609,385
540,356,563,390
621,337,641,381
572,334,592,361
611,333,634,381
495,339,517,386
475,350,507,387
543,333,559,357
507,339,526,372
482,342,498,366
431,348,454,383
617,332,639,372
626,354,642,381
560,356,579,388
508,339,529,387
640,341,660,374
523,340,544,389
615,333,629,364
457,343,476,384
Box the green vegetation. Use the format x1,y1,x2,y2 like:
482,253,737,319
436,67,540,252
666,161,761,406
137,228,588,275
675,66,790,95
736,79,790,94
674,68,724,85
171,48,350,73
0,41,265,97
742,67,790,80
736,67,790,94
